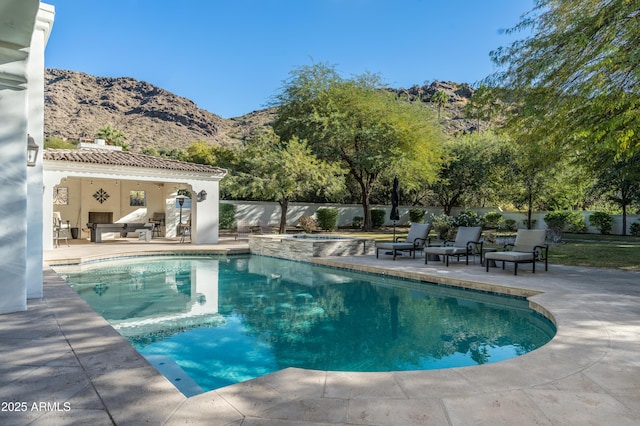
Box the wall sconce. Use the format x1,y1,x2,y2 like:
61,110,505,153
27,134,39,167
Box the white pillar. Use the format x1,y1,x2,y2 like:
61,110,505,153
0,88,29,314
188,180,220,244
26,4,54,298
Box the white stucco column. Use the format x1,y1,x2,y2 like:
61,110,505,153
0,0,42,314
187,180,220,244
0,90,29,314
26,4,55,298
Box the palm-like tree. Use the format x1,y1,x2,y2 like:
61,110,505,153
431,89,449,119
95,125,127,147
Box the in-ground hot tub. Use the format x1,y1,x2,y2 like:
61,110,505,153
249,234,375,261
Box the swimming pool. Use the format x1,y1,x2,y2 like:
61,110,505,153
57,255,555,395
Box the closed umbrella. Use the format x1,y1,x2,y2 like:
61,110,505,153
390,176,400,240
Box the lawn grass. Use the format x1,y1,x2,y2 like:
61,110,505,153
334,229,640,271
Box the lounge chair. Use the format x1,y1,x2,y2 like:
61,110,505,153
376,223,432,260
484,229,548,275
424,226,482,266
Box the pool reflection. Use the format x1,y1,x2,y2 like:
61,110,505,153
59,255,555,391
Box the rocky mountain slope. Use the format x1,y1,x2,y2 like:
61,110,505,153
44,69,482,152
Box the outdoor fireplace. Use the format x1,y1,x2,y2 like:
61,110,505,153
88,212,113,224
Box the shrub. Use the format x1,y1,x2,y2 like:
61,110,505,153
589,211,613,234
630,221,640,237
409,208,426,224
298,216,317,232
454,210,481,227
316,208,339,231
371,209,386,228
482,212,503,229
566,212,587,233
352,216,363,229
499,219,518,232
219,203,236,229
430,213,455,240
544,211,569,242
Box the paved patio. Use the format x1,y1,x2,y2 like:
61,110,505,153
1,237,639,425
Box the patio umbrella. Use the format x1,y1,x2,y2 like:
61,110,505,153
390,176,400,240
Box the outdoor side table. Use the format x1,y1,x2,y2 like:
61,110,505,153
426,243,442,262
482,248,497,267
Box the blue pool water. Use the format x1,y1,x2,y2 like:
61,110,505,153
58,255,555,394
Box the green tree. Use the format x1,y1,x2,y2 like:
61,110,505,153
489,0,640,158
464,84,501,132
95,125,128,150
273,62,444,230
589,151,640,235
142,147,159,156
228,131,345,233
185,141,215,165
44,136,77,149
431,89,449,119
427,132,509,215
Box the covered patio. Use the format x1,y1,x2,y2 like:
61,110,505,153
43,146,227,249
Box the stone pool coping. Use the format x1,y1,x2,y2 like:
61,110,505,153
2,240,639,424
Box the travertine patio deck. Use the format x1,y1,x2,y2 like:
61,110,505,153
1,237,639,425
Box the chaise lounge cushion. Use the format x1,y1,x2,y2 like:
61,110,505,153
484,251,534,262
424,226,483,266
484,229,548,275
376,223,432,260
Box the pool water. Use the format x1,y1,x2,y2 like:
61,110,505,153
58,255,555,394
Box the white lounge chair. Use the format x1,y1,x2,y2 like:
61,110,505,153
376,223,432,260
485,229,548,275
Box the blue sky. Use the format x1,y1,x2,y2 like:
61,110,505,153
44,0,534,118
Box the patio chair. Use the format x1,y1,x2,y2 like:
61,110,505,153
179,218,191,243
235,220,252,240
484,229,548,275
53,212,70,248
149,212,165,237
424,226,483,266
376,223,432,260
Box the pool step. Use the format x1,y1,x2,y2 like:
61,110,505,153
145,354,204,397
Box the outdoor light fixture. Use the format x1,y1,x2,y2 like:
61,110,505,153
176,195,187,226
27,134,39,167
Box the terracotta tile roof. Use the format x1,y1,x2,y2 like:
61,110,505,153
44,149,227,175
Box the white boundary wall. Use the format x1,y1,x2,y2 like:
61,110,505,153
224,200,640,235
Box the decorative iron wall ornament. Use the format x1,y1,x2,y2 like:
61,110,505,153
197,190,207,202
93,188,110,204
53,186,69,205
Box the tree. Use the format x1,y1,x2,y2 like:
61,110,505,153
185,141,215,165
426,132,510,215
273,62,444,230
589,151,640,235
489,0,640,158
95,125,128,150
44,136,77,149
227,131,345,233
463,84,501,132
431,89,449,119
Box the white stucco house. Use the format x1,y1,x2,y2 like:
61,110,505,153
1,1,227,315
43,145,227,247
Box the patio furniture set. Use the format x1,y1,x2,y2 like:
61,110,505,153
376,223,549,275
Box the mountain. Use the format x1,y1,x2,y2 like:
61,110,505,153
44,69,483,152
44,69,270,151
